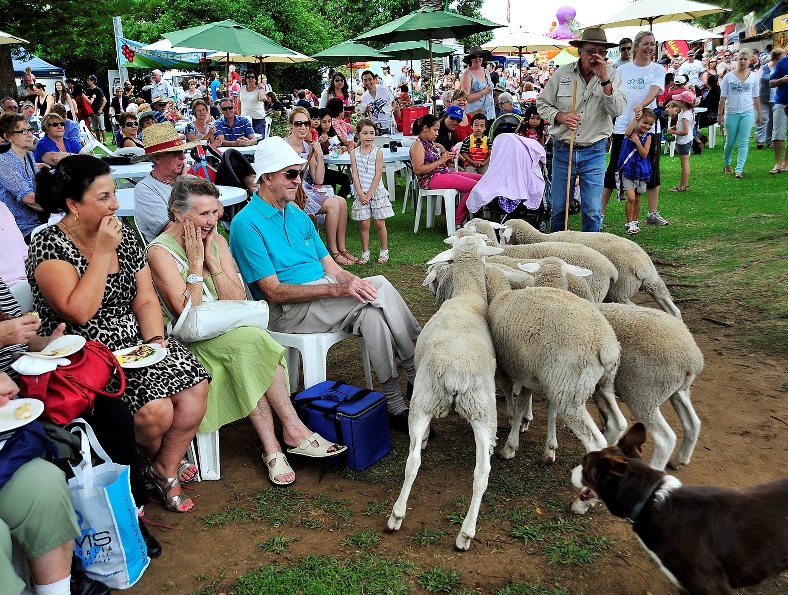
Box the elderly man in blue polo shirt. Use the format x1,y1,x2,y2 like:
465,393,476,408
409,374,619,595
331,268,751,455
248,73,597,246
215,97,257,147
230,137,421,433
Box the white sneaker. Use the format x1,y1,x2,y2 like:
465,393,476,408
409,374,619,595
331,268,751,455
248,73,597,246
647,210,669,226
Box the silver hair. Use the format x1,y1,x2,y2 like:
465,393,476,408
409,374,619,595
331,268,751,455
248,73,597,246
633,31,655,48
167,176,220,220
737,48,752,60
152,69,163,76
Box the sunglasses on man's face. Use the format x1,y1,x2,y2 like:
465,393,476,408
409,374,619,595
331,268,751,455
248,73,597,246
620,46,632,52
123,121,138,127
221,106,235,111
292,120,310,127
282,169,301,180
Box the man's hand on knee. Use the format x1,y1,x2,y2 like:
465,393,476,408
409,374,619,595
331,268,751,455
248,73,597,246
340,277,377,303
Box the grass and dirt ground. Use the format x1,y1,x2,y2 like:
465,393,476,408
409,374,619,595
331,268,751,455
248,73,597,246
129,131,788,594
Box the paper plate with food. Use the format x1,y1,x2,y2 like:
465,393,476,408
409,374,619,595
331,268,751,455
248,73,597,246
113,343,167,369
0,398,45,433
25,335,86,359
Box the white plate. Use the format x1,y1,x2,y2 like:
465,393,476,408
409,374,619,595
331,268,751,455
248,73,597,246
113,344,168,369
25,335,86,359
0,398,45,433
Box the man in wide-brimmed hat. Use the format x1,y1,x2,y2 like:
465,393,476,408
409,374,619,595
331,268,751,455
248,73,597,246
537,27,626,232
150,95,170,125
133,123,199,242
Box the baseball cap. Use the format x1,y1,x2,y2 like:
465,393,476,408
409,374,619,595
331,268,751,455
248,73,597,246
253,137,306,182
444,105,465,120
675,90,696,105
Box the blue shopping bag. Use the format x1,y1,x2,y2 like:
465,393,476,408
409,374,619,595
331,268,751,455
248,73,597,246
68,421,149,589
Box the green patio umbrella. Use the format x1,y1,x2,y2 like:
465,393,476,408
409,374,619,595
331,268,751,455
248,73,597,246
356,7,503,109
163,20,302,81
312,41,390,93
380,40,456,84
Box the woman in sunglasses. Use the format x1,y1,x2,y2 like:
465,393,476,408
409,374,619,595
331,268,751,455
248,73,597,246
319,73,349,108
238,72,268,137
461,46,496,121
0,114,45,240
33,112,87,167
118,112,144,149
285,107,357,264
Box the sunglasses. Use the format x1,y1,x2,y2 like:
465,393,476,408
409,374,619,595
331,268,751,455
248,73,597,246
292,120,310,127
582,48,607,56
49,121,66,127
282,169,301,180
123,121,138,127
620,46,632,51
221,106,235,111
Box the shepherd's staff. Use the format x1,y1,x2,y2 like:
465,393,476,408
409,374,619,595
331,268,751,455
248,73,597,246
564,81,578,231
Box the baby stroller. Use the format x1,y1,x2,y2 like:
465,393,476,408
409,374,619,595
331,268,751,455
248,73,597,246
214,148,255,222
489,113,522,141
467,130,551,232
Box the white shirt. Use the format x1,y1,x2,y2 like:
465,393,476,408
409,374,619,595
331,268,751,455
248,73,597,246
676,109,694,145
720,71,759,114
361,85,395,129
383,73,394,90
150,79,174,101
678,60,701,87
614,61,665,134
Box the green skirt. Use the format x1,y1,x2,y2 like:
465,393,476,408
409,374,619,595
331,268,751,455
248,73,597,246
187,327,288,434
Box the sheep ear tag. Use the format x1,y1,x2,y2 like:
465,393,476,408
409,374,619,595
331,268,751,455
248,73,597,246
563,264,593,278
518,262,540,274
422,270,437,286
480,246,504,257
426,248,454,265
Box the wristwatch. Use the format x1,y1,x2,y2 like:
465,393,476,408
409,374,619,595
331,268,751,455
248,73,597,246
186,274,204,284
600,79,612,87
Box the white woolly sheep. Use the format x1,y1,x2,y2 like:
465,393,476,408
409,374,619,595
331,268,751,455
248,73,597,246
388,235,502,551
488,254,594,302
503,219,682,318
521,259,703,470
483,265,628,507
501,242,618,302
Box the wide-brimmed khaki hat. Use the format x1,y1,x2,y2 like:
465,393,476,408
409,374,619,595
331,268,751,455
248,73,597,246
151,95,169,105
569,28,617,49
463,46,492,66
131,122,198,162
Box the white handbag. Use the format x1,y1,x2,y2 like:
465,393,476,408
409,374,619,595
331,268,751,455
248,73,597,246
152,242,269,343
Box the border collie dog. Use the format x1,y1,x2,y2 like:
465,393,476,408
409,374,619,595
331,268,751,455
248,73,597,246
576,423,788,595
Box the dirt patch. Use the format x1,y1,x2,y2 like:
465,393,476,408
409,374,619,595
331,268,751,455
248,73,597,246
130,292,788,595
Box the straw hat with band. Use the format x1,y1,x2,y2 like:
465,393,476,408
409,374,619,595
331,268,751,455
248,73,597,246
463,46,492,66
569,27,617,49
151,95,169,106
132,122,198,162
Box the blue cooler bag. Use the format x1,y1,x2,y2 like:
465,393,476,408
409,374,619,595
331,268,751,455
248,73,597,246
293,381,391,470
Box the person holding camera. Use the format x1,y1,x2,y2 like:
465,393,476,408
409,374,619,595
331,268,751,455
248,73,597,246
239,72,268,137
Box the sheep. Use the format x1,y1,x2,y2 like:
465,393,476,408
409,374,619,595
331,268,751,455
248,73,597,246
501,242,618,302
464,219,506,245
503,218,682,318
388,235,503,551
484,265,627,509
521,259,703,472
488,255,594,302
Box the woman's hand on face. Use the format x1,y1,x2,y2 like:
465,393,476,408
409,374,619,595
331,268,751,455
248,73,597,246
0,315,40,347
96,215,123,253
183,219,205,270
202,222,217,262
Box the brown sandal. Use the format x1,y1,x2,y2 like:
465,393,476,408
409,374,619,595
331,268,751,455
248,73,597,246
340,250,359,263
332,252,353,265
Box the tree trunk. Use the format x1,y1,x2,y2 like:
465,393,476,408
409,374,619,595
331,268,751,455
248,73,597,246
0,46,18,99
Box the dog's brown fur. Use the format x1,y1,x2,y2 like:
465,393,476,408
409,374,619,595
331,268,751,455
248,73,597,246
580,423,788,595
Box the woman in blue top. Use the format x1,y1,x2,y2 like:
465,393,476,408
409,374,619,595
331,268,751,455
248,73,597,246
719,48,762,177
33,112,86,167
0,114,44,240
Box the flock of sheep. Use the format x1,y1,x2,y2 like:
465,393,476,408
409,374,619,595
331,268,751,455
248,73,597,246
386,219,704,551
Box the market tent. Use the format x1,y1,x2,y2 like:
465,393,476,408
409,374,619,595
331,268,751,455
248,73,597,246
13,55,65,77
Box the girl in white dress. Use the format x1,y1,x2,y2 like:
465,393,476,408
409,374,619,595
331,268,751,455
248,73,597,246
348,118,394,264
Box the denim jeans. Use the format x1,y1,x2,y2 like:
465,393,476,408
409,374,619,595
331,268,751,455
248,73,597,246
550,138,606,232
723,110,755,173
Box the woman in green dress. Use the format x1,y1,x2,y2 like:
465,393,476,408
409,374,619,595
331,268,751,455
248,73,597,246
147,177,346,486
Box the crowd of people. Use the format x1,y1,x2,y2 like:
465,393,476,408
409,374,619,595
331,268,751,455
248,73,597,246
1,30,786,593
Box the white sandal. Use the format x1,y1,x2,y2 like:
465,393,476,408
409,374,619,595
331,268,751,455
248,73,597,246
358,251,370,265
378,249,389,264
263,452,295,486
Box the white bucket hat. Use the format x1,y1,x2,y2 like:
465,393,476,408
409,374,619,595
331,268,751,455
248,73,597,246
253,137,306,182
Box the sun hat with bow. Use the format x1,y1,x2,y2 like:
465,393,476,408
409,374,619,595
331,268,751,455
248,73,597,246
131,122,198,162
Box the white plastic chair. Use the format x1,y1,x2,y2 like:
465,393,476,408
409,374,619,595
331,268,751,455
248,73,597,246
264,116,272,139
188,329,373,481
10,281,33,312
79,120,113,156
413,188,458,236
663,135,676,157
708,123,719,149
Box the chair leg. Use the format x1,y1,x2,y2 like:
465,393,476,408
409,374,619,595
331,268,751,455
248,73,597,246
426,194,436,228
300,340,327,390
385,163,396,202
444,191,456,236
284,347,301,392
414,193,423,233
194,430,221,480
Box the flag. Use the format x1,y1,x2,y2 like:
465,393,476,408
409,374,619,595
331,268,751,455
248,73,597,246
507,0,511,23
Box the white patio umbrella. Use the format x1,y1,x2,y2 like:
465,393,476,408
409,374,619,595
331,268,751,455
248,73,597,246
587,0,728,30
142,39,208,54
603,21,716,43
0,31,28,45
482,32,569,87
